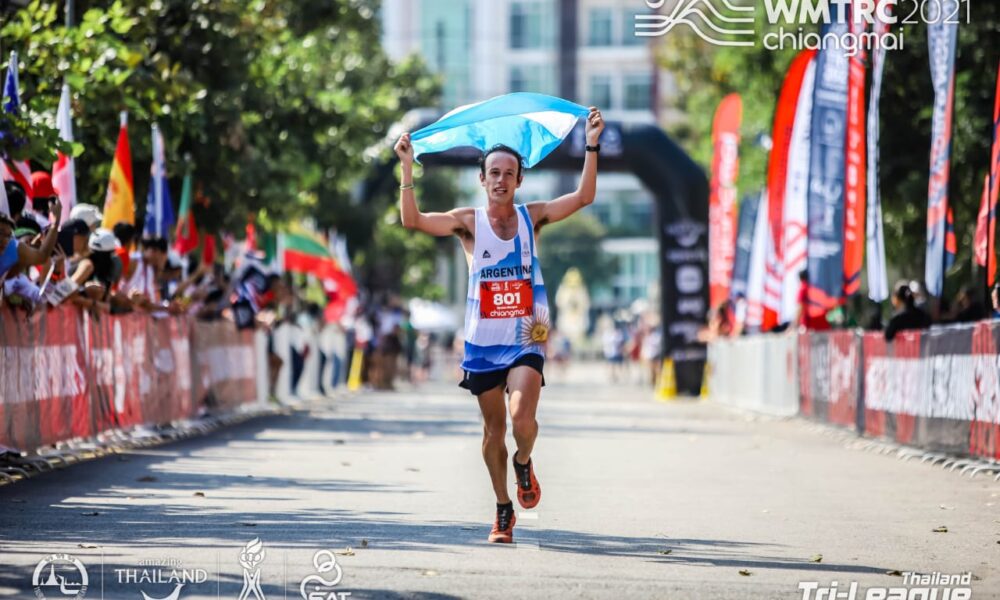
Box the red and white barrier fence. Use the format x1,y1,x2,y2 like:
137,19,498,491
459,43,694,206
708,321,1000,459
0,306,259,454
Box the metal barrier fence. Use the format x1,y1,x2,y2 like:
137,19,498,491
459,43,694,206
708,321,1000,460
0,306,259,454
706,334,799,416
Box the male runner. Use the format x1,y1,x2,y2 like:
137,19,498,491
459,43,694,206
394,106,604,543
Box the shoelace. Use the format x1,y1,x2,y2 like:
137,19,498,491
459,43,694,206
497,510,512,531
514,461,532,490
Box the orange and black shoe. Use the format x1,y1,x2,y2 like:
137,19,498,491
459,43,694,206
488,503,516,543
512,452,541,510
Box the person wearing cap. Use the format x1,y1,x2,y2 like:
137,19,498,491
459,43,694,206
74,228,121,314
0,191,62,282
69,203,103,232
30,171,57,229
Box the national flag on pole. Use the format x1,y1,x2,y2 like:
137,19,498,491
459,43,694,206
202,232,217,266
52,83,77,213
0,174,9,218
982,60,1000,289
411,93,589,168
1,51,34,198
143,123,175,238
173,167,198,255
102,112,135,228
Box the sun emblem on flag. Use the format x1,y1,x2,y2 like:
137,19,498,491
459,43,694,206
519,306,550,345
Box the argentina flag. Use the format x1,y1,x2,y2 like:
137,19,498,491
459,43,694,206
410,93,589,168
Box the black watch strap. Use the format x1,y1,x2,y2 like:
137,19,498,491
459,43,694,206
585,144,601,153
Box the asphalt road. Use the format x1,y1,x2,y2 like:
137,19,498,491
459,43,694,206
1,363,998,600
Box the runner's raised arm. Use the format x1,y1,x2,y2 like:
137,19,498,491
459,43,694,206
395,133,473,238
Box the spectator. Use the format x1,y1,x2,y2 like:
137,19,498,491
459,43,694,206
992,283,1000,319
112,222,137,284
0,196,62,281
885,280,932,342
71,228,120,314
122,237,168,310
29,172,56,229
796,270,831,331
2,228,44,311
69,203,103,232
943,285,985,324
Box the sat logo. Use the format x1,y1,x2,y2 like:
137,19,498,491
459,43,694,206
299,550,351,600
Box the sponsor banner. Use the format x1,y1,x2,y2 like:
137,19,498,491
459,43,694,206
842,0,867,297
924,1,960,297
805,16,850,317
792,322,1000,459
0,306,257,453
766,49,817,313
782,58,817,323
866,0,892,303
709,94,742,309
730,192,762,301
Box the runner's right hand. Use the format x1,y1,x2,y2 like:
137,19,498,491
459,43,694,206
394,133,414,166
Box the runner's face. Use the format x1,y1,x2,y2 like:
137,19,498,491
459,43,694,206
480,153,522,202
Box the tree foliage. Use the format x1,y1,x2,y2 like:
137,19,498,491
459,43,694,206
1,0,439,245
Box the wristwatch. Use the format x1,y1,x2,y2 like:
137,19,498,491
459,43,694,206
585,144,601,153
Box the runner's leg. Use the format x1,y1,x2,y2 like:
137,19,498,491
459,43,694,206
477,385,511,503
507,365,542,464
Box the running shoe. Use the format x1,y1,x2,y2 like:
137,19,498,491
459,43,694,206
512,452,541,509
488,507,516,543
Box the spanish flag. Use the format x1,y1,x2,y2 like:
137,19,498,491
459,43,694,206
101,111,134,228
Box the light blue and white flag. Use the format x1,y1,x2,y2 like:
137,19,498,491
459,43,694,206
410,93,589,168
143,123,175,238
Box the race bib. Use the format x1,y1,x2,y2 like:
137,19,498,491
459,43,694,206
480,279,533,319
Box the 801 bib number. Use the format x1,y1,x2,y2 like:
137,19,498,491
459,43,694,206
480,279,533,319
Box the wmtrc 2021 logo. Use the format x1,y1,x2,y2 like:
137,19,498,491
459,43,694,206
634,0,972,52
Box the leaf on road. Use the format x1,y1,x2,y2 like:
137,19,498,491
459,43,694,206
810,554,823,563
406,467,420,472
335,548,355,556
460,526,476,531
77,543,100,549
193,492,205,497
885,570,903,576
939,504,955,510
81,511,100,516
341,462,351,467
333,440,346,445
738,569,752,576
240,522,257,527
658,550,672,555
361,539,369,548
137,476,157,482
932,526,948,533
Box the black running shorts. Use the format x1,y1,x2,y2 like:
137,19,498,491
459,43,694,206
458,353,546,396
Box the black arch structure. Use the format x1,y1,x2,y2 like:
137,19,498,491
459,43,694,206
364,116,709,395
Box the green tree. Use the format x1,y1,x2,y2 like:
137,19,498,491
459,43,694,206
1,0,439,245
538,212,616,319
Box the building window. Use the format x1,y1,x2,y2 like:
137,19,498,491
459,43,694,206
510,1,553,49
623,72,653,110
589,75,613,109
622,9,644,46
510,64,554,95
587,8,614,46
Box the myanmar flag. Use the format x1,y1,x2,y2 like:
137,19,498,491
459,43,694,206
102,111,134,229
